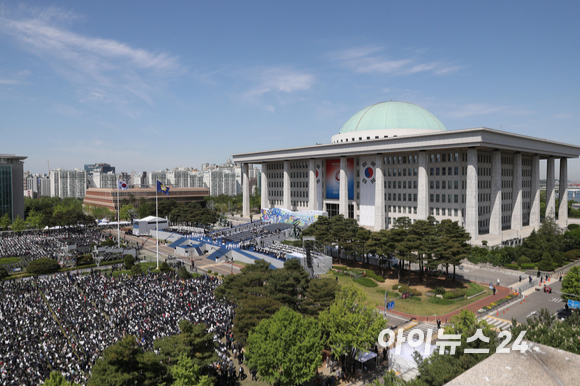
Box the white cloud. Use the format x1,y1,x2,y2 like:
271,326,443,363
0,6,182,110
241,67,316,108
331,45,460,76
553,113,572,119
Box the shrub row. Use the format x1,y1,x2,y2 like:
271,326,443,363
505,264,520,270
391,284,422,296
27,258,60,275
364,269,385,283
520,263,536,269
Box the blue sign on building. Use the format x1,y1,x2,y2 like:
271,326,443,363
568,299,580,309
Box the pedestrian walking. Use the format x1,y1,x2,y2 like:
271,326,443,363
519,275,522,282
497,278,500,286
493,286,497,296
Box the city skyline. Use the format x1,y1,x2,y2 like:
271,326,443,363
1,1,579,179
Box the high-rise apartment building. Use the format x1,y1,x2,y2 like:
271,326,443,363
50,169,87,199
0,154,26,220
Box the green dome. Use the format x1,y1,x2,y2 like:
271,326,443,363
339,101,447,134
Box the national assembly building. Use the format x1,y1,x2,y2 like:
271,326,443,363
232,102,580,246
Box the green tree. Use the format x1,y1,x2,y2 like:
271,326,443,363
511,308,580,354
319,284,385,374
302,277,340,317
178,265,191,279
234,295,282,345
0,213,11,230
10,215,26,232
519,229,546,263
124,255,135,269
88,335,168,386
170,354,212,386
268,258,310,311
155,320,218,369
437,220,471,280
119,204,135,221
43,371,80,386
246,307,323,386
410,310,496,386
561,266,580,302
26,209,43,229
215,259,271,303
27,258,60,274
537,252,554,271
0,266,8,280
160,262,171,272
537,216,564,253
131,264,142,275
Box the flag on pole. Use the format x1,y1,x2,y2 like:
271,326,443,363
118,180,129,190
157,181,170,195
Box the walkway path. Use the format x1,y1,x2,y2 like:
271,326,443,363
378,284,512,323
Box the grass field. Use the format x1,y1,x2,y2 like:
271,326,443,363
323,270,491,316
0,257,21,265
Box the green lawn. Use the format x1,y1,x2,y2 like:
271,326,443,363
0,257,21,265
323,272,491,316
233,260,249,266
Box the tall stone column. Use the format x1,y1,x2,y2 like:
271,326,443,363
374,154,385,231
546,158,556,219
283,161,291,210
261,163,268,211
530,155,541,229
489,150,502,235
465,148,478,240
242,163,250,217
417,151,429,220
308,159,318,211
339,156,348,217
511,153,523,231
559,158,568,227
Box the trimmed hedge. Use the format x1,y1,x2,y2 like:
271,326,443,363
427,297,455,305
27,258,60,275
443,289,466,299
505,264,520,270
520,263,536,269
0,266,8,279
354,277,378,287
364,270,385,283
434,286,446,295
391,284,422,296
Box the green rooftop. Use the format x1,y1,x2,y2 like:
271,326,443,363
339,101,447,134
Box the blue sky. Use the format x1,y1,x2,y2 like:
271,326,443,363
1,1,579,180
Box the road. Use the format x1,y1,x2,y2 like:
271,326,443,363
498,280,566,323
455,268,521,287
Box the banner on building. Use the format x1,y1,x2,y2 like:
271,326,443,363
359,156,377,227
325,158,354,200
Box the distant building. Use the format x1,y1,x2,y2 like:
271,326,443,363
50,169,87,199
92,171,118,189
131,171,148,188
167,168,190,188
0,154,26,220
84,163,115,175
83,187,209,211
148,170,167,187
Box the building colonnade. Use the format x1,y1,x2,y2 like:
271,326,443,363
242,152,569,239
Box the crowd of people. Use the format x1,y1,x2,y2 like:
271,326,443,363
0,229,106,265
0,270,235,385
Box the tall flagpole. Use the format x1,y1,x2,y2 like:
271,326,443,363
117,180,120,248
156,183,159,270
